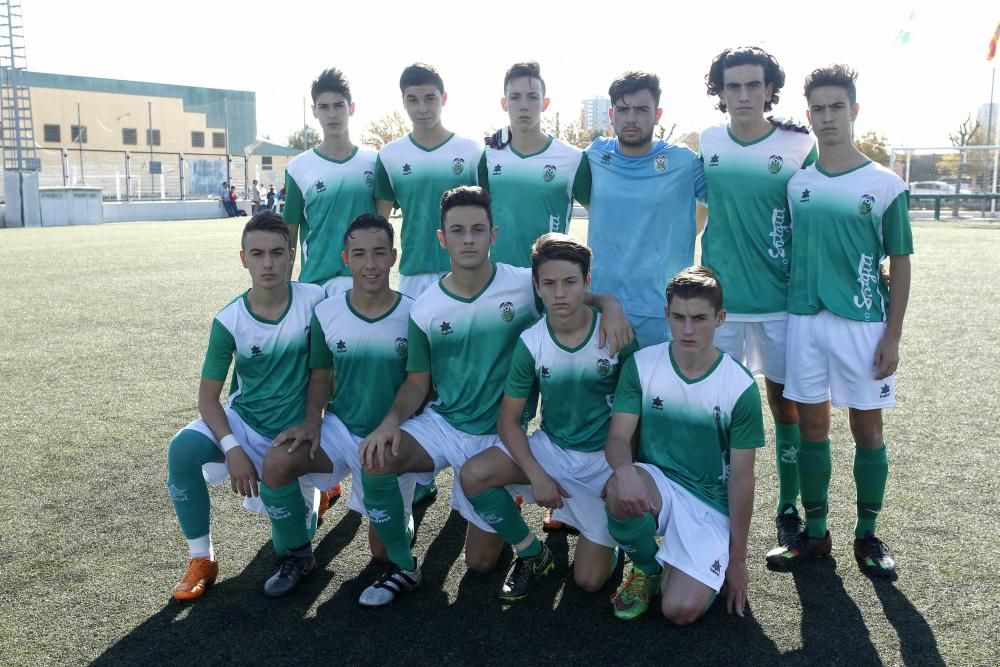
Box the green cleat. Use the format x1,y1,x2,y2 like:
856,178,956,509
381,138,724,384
498,544,555,602
412,481,438,506
853,532,897,579
611,566,662,620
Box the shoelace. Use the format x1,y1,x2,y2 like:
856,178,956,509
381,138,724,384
859,535,888,559
623,572,649,598
277,554,305,577
508,557,535,588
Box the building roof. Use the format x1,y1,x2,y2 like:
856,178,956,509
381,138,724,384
245,140,300,157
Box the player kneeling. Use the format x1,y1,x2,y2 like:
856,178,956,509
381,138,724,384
166,212,326,600
258,214,417,597
460,233,637,600
603,267,764,623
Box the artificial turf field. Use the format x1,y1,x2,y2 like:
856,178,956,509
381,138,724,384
1,217,997,666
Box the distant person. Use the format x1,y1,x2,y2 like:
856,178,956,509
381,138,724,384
765,65,912,579
219,181,237,217
266,185,276,210
251,179,262,214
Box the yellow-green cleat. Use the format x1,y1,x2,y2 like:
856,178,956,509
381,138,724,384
611,566,662,620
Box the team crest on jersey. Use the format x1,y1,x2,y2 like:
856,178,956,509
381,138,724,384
364,170,374,188
395,337,408,358
596,358,611,377
768,155,784,174
859,194,875,215
542,164,557,182
654,154,668,173
499,301,515,323
452,158,465,175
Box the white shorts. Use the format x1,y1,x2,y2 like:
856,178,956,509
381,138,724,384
322,275,354,297
497,430,615,547
311,413,415,519
180,406,318,517
399,272,447,299
784,311,897,409
634,463,730,593
400,408,500,532
714,318,788,383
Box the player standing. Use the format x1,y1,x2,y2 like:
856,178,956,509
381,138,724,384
284,68,377,295
699,47,817,548
766,65,911,578
576,71,707,348
166,212,326,600
604,266,764,622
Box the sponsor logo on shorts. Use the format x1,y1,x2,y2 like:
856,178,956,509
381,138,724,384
542,164,557,182
364,170,374,189
597,358,611,377
493,163,503,176
452,158,465,176
768,154,784,174
395,337,408,358
710,559,722,576
708,154,720,167
167,484,188,502
652,396,664,410
439,321,453,335
879,383,891,398
402,163,412,176
859,194,875,215
336,339,347,353
251,345,263,358
853,253,878,318
313,180,326,193
367,508,391,524
499,301,515,323
265,504,292,521
768,208,788,261
654,154,668,173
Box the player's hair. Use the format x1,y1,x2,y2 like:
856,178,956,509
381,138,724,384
530,233,591,282
343,212,395,249
804,64,858,104
504,61,545,96
242,210,291,249
608,71,661,106
705,46,785,113
666,266,723,313
399,63,445,94
311,67,352,104
439,186,492,229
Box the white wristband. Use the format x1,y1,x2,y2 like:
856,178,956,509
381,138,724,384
220,434,241,454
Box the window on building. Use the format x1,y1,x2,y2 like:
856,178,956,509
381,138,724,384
261,156,273,171
71,125,88,144
43,124,60,142
191,131,205,148
146,129,161,146
212,132,226,149
122,128,138,145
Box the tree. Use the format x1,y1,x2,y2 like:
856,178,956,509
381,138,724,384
856,131,890,166
655,123,676,142
675,131,700,153
936,115,988,190
287,127,320,151
362,111,411,150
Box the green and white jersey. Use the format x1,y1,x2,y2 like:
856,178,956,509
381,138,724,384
408,262,542,435
478,138,587,267
310,290,414,437
614,343,765,516
374,133,481,276
506,307,638,452
786,161,913,322
700,123,817,319
283,147,377,285
201,282,327,439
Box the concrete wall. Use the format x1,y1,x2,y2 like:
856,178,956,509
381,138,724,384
101,199,250,223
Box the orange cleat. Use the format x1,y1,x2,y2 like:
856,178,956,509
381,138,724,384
172,557,218,601
328,483,343,500
514,494,523,510
542,508,566,532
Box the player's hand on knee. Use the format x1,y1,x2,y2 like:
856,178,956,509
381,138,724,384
226,447,259,497
360,426,400,471
873,334,900,380
723,557,748,617
612,465,652,516
530,473,569,510
272,421,320,457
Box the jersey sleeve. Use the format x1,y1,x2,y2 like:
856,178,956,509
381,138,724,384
616,338,640,367
309,313,333,370
282,171,305,228
573,154,592,205
803,143,818,168
503,338,537,399
692,152,708,204
201,318,235,381
612,356,642,415
373,154,395,202
881,191,913,256
405,317,431,373
730,383,765,449
477,152,490,193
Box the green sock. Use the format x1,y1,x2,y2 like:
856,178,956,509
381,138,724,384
362,473,415,571
260,481,309,555
166,429,224,539
853,444,889,539
775,421,802,512
798,439,832,538
467,488,540,556
606,511,661,575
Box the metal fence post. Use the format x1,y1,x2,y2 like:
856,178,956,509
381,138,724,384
178,153,185,201
125,151,132,202
243,156,249,199
61,148,69,186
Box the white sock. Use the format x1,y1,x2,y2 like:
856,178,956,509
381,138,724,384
187,534,214,560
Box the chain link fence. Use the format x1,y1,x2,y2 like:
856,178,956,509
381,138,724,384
889,145,1000,218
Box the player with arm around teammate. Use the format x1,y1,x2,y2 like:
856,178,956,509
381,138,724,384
604,266,764,623
165,211,326,600
459,233,638,601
